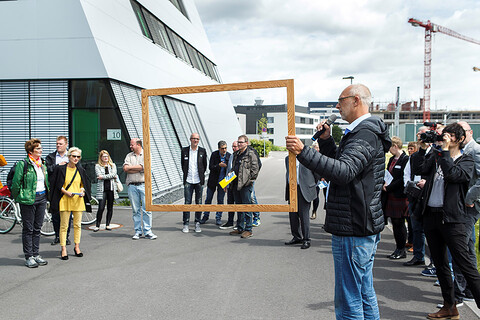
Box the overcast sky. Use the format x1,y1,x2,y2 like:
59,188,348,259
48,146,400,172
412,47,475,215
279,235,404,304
195,0,480,110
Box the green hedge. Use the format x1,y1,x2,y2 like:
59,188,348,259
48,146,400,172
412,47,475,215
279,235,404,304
250,139,272,157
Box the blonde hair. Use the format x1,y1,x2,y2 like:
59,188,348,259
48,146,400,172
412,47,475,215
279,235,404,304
97,150,113,166
67,147,82,157
391,136,402,149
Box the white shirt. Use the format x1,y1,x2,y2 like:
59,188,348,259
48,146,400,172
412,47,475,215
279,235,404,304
187,147,200,184
33,162,45,192
55,152,69,165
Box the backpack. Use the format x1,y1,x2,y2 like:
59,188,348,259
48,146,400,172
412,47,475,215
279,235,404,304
6,159,28,191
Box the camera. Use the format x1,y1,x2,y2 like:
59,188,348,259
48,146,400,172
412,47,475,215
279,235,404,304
419,121,444,143
419,130,444,143
404,181,422,199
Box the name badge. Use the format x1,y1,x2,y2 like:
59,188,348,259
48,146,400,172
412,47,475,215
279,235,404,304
394,165,401,169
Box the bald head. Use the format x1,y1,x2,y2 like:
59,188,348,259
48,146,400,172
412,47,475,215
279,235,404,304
336,84,371,123
458,121,473,143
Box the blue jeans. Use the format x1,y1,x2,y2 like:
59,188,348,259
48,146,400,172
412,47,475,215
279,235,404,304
332,234,380,320
411,215,426,261
233,184,253,232
251,182,259,219
128,184,152,235
183,182,203,225
203,185,226,220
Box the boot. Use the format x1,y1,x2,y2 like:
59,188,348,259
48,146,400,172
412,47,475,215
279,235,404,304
427,304,459,319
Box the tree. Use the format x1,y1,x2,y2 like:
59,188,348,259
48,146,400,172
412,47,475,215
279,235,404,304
332,125,343,144
257,114,268,135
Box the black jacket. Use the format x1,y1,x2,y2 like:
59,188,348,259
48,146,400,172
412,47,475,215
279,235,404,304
297,116,391,236
181,146,207,185
385,151,409,198
207,150,231,189
49,163,92,213
411,147,474,223
45,151,58,187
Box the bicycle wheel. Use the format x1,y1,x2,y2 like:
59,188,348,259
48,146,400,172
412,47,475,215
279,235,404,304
0,197,17,234
40,203,55,236
82,197,98,225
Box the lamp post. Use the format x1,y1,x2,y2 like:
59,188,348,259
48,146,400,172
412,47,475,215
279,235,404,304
342,76,354,84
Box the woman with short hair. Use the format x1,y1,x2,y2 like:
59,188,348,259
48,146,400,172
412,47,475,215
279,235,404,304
50,147,91,260
11,138,49,268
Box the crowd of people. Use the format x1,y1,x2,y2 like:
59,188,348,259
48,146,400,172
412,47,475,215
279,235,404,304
5,83,480,319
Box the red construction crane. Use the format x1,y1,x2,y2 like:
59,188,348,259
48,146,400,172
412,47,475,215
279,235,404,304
408,18,480,121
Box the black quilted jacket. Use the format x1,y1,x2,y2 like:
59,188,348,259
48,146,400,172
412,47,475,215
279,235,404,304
297,116,391,236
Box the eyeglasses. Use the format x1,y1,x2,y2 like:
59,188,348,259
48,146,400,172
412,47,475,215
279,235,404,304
70,155,81,159
338,95,356,103
191,138,199,141
237,141,246,144
220,147,227,150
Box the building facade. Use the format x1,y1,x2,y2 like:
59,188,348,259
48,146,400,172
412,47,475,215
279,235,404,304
0,0,242,202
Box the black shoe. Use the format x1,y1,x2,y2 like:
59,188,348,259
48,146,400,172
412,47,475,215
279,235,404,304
199,216,209,225
387,249,399,259
403,257,426,266
390,249,407,260
66,239,71,245
51,237,60,245
73,247,83,257
301,241,311,249
285,238,302,245
60,251,69,260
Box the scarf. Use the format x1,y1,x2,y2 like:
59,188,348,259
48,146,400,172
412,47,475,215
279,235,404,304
28,154,42,168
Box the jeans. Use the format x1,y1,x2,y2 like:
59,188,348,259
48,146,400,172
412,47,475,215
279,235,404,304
183,182,203,225
19,193,47,259
332,233,381,320
203,185,225,220
128,184,152,235
233,184,253,232
411,215,426,261
226,187,236,224
251,182,259,219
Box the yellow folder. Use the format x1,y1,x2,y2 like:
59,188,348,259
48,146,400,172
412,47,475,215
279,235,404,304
219,171,237,189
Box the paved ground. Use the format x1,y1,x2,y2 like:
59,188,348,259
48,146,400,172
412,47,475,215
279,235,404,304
1,151,479,319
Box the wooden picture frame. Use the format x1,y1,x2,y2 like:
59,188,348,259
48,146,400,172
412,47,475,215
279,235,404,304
141,79,297,212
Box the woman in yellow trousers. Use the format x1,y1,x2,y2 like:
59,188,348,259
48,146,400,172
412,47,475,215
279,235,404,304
50,147,92,260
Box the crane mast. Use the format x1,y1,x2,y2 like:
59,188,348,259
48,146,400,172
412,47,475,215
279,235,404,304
408,18,480,121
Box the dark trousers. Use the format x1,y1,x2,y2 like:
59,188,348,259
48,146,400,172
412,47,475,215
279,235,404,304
406,216,413,243
289,185,311,241
52,210,72,239
411,214,426,261
233,184,253,232
183,182,203,225
19,193,46,259
453,206,480,300
96,190,114,227
424,207,480,308
391,217,407,250
226,187,236,224
203,185,226,219
312,186,320,213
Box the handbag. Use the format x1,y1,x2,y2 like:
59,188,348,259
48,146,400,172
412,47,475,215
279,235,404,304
115,175,123,192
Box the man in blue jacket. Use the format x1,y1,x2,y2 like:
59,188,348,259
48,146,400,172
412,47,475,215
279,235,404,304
286,84,391,320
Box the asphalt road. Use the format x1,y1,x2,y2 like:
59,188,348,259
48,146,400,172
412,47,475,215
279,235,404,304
1,151,479,319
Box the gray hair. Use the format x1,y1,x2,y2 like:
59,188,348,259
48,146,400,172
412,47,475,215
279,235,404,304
67,146,82,156
349,84,372,107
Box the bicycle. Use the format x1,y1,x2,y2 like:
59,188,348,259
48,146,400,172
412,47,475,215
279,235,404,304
82,197,98,225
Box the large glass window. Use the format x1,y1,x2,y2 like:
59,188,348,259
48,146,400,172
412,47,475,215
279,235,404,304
130,0,152,40
70,80,131,189
169,0,189,19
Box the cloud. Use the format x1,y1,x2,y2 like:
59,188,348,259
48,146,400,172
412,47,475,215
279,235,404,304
195,0,480,109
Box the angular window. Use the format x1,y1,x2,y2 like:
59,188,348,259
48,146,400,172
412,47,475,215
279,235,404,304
169,0,189,19
142,8,174,53
130,0,152,40
166,29,191,64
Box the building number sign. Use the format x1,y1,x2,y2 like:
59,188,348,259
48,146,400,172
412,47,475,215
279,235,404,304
107,129,122,141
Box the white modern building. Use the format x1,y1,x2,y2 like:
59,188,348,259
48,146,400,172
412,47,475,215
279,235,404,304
235,102,319,147
0,0,241,202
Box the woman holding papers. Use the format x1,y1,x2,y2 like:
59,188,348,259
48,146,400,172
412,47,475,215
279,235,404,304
50,147,91,260
383,136,409,259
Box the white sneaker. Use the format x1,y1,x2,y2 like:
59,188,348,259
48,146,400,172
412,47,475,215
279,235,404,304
132,233,141,240
182,225,189,233
195,222,202,233
93,227,99,232
144,233,157,240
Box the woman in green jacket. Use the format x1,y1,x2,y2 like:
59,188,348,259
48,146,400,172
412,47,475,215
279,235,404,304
11,138,49,268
